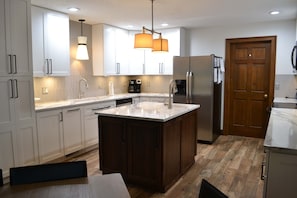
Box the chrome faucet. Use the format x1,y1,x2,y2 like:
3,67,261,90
168,79,178,109
78,78,89,99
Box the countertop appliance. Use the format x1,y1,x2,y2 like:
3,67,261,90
173,55,223,143
128,79,141,93
291,41,297,71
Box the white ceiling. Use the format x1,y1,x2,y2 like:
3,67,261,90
31,0,297,30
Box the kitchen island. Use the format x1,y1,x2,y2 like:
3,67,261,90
96,102,200,192
263,107,297,198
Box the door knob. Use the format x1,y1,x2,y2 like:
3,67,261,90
264,94,268,98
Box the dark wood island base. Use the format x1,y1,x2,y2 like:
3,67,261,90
98,109,198,192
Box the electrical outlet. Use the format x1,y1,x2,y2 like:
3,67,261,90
42,87,49,94
275,83,280,90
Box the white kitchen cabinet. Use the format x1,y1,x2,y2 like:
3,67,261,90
83,101,116,147
36,109,64,163
31,6,70,77
0,0,32,77
92,24,129,76
263,149,297,198
145,28,185,75
127,31,145,75
0,0,38,178
63,107,84,155
128,28,185,75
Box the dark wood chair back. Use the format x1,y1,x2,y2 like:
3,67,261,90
199,179,228,198
0,169,3,186
9,161,87,185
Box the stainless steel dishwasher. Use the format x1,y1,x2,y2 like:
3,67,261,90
115,98,133,107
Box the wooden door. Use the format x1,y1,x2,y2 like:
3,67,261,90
224,36,276,138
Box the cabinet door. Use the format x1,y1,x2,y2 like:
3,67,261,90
5,0,31,76
0,0,31,77
36,110,64,163
84,114,98,147
0,77,15,128
0,127,16,178
0,0,8,77
127,120,162,185
63,107,84,155
180,110,197,173
14,76,38,166
99,117,127,175
31,6,45,76
127,31,144,75
103,25,116,75
44,10,70,76
31,6,70,77
83,101,116,147
115,28,129,75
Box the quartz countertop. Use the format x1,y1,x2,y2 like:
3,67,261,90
95,102,200,122
35,93,169,111
264,108,297,150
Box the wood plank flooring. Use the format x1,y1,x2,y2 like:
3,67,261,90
66,135,264,198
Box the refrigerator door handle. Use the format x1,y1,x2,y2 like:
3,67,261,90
186,71,189,100
188,71,193,99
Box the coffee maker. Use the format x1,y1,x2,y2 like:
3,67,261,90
128,79,141,93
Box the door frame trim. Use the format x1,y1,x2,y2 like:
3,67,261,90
223,36,276,135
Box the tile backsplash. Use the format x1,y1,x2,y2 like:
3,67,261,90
274,74,297,98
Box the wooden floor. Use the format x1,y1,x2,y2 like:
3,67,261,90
67,135,264,198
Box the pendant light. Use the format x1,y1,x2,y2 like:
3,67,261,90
134,0,168,52
76,19,89,60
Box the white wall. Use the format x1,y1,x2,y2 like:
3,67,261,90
188,19,296,74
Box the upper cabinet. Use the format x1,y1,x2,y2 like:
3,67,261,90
128,27,186,75
92,24,129,76
0,0,32,77
31,6,70,77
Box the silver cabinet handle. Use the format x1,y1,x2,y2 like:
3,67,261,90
188,71,193,98
8,55,13,74
45,59,49,74
59,112,63,122
9,79,14,98
13,79,18,98
49,59,53,74
67,108,80,112
116,63,120,74
92,106,111,111
13,55,17,74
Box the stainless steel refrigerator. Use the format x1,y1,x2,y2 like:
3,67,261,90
173,55,222,143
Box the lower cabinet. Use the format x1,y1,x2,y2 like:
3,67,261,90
263,149,297,198
36,101,116,163
36,109,64,163
36,107,83,162
63,107,84,155
99,110,197,192
83,101,116,147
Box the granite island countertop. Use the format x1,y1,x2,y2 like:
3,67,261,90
264,108,297,151
95,101,200,122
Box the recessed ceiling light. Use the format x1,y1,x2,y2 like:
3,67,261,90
68,7,80,12
269,10,280,15
161,23,169,27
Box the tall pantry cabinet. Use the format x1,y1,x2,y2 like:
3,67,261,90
0,0,38,177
